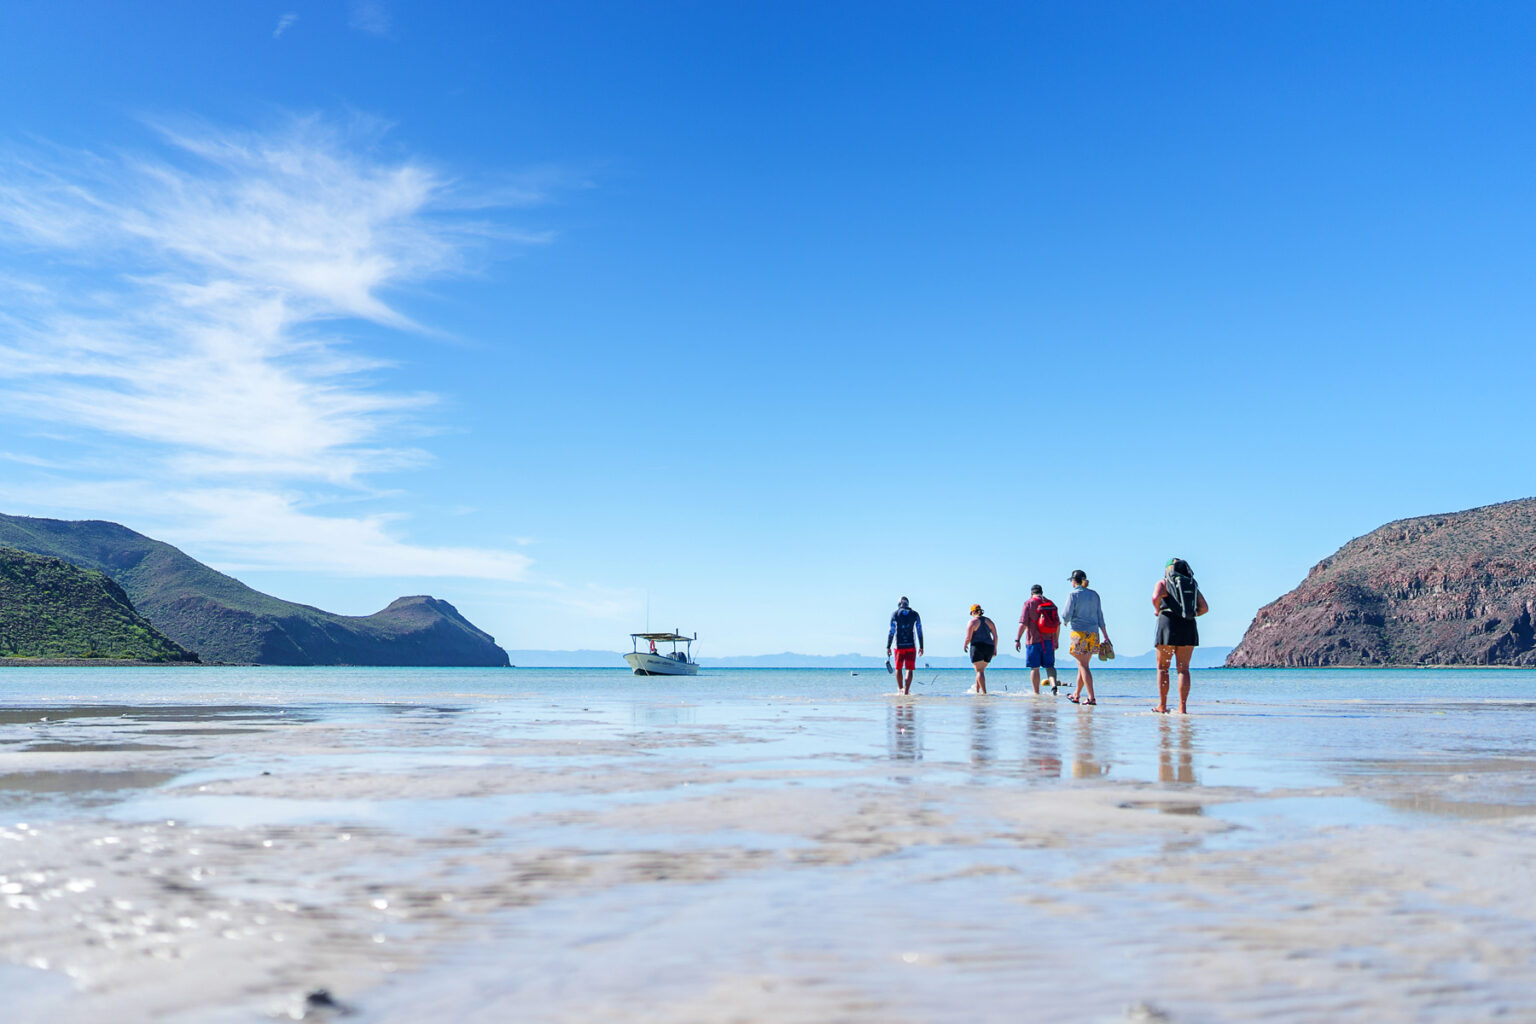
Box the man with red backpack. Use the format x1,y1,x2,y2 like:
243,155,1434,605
1014,584,1061,695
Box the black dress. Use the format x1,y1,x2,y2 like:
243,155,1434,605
1154,585,1200,647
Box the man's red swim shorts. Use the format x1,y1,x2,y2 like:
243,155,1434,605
893,647,917,672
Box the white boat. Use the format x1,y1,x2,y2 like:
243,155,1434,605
624,631,699,676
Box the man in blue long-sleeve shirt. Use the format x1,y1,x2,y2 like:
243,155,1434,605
887,597,924,695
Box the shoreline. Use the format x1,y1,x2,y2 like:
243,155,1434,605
0,657,202,668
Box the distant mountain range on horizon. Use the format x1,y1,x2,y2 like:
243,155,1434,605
507,647,1235,669
0,513,510,667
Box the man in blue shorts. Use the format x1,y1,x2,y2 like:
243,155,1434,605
1014,584,1061,695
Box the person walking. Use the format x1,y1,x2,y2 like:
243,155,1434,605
1152,558,1208,714
1014,584,1061,695
1061,569,1110,706
963,604,998,694
887,596,924,695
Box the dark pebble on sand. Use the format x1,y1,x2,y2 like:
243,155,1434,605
304,988,355,1016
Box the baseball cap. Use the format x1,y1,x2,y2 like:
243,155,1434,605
1030,584,1043,595
1068,569,1087,583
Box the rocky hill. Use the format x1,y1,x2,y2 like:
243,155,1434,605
0,514,510,667
1228,499,1536,667
0,547,198,662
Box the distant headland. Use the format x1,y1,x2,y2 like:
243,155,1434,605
0,513,510,667
1229,498,1536,667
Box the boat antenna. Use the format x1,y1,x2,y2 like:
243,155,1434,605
645,591,650,632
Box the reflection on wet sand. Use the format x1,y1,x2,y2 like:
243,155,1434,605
0,770,177,795
1025,702,1061,777
969,702,995,767
0,706,302,726
1159,717,1197,785
887,701,921,767
631,703,698,727
1072,710,1109,778
1376,794,1536,819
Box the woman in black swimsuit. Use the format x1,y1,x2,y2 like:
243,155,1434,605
965,604,999,695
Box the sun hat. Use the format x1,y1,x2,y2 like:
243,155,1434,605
1069,569,1087,583
969,604,982,615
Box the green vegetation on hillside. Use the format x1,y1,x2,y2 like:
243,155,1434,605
0,547,198,661
0,514,509,666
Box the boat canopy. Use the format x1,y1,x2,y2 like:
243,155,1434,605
630,632,694,642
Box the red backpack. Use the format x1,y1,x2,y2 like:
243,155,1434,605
1035,599,1060,637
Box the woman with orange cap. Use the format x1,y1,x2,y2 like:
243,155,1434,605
963,604,999,694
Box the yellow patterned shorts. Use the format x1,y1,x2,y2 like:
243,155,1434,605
1068,630,1099,658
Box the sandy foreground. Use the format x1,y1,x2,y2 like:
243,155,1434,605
1,689,1535,1023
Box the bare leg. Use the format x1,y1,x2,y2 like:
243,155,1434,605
1073,650,1094,703
1175,646,1194,713
974,661,987,694
1030,666,1041,694
1154,646,1173,713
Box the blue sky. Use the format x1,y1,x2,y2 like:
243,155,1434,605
1,2,1533,657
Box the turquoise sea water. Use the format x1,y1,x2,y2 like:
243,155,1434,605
5,662,1536,703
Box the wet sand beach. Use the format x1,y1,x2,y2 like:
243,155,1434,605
2,667,1536,1023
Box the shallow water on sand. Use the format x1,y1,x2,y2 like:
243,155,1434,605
1,666,1535,1022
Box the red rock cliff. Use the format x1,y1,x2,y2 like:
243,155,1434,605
1228,499,1536,667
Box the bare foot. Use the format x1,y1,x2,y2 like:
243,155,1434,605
1152,706,1169,713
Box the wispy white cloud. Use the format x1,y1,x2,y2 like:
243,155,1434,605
0,451,63,468
349,1,392,36
4,479,532,582
273,13,298,39
0,116,549,582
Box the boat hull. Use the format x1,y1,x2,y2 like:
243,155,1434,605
624,652,699,676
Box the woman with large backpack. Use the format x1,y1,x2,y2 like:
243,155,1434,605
1153,558,1209,714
